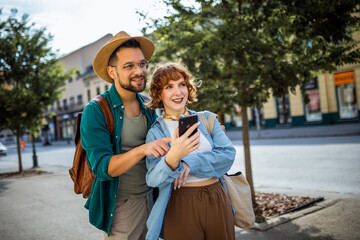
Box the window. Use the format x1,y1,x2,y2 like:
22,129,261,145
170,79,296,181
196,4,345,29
63,99,68,110
304,77,322,122
336,84,358,119
105,85,109,91
276,93,291,124
96,87,100,95
334,71,358,119
77,95,83,105
87,89,91,102
70,97,75,106
83,65,94,77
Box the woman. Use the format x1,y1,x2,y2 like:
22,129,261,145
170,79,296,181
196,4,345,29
145,62,236,240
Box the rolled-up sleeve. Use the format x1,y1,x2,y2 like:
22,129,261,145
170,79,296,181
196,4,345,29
145,127,184,188
80,101,115,181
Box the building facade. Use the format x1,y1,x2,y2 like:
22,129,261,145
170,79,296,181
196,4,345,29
225,29,360,130
225,60,360,130
45,34,112,140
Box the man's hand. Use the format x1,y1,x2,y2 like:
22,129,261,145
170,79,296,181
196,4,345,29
221,124,226,132
108,138,170,177
143,138,171,158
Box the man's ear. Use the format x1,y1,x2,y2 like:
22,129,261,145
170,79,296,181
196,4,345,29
107,66,116,80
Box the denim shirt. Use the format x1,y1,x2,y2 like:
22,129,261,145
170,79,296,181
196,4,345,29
145,110,236,240
80,84,157,236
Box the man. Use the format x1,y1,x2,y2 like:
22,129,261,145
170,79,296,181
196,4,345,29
80,31,170,239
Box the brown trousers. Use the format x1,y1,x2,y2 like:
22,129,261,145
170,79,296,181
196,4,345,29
164,181,235,240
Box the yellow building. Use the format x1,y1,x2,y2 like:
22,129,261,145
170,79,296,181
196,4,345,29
260,67,359,128
227,32,360,129
225,62,360,129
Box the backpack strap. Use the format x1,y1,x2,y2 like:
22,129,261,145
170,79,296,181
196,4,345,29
92,95,114,135
198,111,217,135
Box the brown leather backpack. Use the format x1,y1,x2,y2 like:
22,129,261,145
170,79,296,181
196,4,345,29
69,95,114,198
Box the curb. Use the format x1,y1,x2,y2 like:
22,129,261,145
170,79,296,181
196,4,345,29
236,198,339,232
253,132,360,140
0,169,53,180
228,132,360,141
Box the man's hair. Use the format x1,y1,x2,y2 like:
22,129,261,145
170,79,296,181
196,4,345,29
108,39,141,66
147,62,198,109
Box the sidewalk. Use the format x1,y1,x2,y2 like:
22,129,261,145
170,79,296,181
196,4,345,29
226,122,360,140
0,171,359,240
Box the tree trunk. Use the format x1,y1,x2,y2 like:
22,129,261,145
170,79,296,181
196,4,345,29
31,134,38,168
241,107,256,205
16,132,23,172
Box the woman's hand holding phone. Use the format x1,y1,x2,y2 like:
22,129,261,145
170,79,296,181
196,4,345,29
165,122,200,170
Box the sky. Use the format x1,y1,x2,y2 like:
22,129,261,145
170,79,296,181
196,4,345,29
1,0,169,57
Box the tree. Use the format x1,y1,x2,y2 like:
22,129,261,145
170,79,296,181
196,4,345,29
140,0,360,204
0,9,69,172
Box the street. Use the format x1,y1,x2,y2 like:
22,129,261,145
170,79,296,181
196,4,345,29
230,136,360,198
1,135,360,198
0,141,76,174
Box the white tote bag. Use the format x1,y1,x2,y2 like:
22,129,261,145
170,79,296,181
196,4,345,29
223,172,255,229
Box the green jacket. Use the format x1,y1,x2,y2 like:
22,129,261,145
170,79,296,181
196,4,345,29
80,84,157,235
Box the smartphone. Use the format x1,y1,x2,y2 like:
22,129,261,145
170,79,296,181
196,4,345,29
179,115,198,137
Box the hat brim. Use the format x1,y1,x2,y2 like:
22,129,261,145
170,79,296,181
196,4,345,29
93,36,155,83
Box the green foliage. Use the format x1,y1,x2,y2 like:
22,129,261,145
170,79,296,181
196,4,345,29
0,9,69,135
140,0,360,112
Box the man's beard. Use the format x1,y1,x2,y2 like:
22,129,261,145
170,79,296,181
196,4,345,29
117,72,147,93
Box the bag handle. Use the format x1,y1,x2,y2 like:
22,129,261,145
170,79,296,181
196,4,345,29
197,111,217,135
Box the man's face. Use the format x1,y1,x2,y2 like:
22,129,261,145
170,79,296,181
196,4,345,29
111,47,147,93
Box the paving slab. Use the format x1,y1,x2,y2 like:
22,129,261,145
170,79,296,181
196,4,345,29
0,171,102,240
1,171,359,240
235,198,360,240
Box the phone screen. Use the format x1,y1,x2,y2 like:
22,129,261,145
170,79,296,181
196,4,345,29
179,115,198,137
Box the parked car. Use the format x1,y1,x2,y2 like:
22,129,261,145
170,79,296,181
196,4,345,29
0,142,7,156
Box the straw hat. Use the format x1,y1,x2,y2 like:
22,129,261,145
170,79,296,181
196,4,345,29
93,31,155,83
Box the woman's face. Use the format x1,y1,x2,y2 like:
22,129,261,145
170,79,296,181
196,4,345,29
161,77,189,116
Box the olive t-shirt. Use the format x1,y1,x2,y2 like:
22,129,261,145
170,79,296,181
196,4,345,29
117,112,151,202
